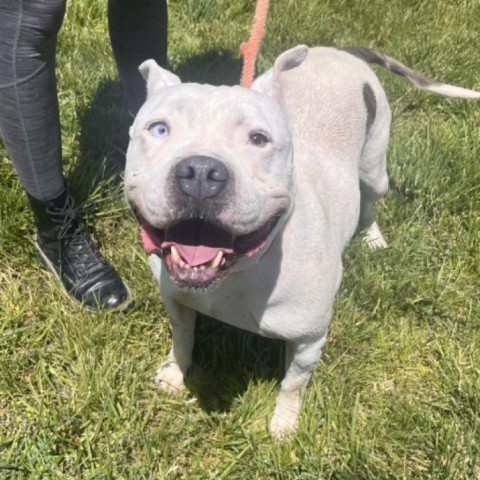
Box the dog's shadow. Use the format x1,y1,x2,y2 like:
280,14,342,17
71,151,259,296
187,315,285,413
72,50,283,412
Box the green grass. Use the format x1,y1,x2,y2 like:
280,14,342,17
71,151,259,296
1,0,480,478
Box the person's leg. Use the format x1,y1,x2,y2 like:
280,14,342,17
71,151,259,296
108,0,168,116
0,0,132,311
0,0,66,201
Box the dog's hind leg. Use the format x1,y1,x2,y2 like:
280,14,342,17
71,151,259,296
359,168,389,249
155,300,196,394
358,88,391,249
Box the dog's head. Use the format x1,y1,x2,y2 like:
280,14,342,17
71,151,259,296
125,46,308,291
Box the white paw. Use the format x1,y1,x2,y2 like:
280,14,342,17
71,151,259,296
269,390,301,440
362,221,388,249
269,410,299,440
154,361,185,394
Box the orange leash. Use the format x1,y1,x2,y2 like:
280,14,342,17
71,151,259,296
240,0,270,88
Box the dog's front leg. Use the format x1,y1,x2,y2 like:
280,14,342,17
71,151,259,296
269,336,327,439
155,299,196,394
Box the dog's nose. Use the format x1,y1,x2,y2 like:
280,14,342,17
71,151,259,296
175,156,229,201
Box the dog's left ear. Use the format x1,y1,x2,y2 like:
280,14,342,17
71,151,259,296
252,45,308,100
139,59,181,98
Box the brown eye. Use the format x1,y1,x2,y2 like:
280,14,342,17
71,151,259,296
249,132,270,147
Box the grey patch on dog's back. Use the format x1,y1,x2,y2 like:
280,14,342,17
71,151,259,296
363,82,376,134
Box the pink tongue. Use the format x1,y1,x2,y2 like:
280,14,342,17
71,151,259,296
165,243,233,267
140,222,234,265
177,244,221,267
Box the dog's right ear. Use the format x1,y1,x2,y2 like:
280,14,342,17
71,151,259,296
139,59,181,98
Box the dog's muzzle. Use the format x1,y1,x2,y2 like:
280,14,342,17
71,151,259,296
132,155,285,290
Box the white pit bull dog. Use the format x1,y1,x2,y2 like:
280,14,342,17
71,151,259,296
125,46,479,438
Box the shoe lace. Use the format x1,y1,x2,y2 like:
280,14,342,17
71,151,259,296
46,198,108,280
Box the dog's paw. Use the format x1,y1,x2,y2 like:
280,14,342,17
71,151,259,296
362,221,388,249
269,390,301,440
269,410,299,441
154,361,185,394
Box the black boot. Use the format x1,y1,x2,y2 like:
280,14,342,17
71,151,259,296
28,189,133,311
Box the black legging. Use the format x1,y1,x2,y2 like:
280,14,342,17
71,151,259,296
0,0,167,201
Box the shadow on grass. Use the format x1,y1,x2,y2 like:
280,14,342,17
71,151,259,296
187,315,285,413
175,49,242,85
69,78,130,203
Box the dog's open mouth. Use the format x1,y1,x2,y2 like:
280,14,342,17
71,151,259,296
139,216,281,289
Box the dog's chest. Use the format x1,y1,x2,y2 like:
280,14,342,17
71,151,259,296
171,272,279,336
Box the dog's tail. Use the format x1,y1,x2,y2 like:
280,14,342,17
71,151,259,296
340,46,480,99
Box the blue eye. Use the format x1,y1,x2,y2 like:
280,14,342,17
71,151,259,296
148,121,169,137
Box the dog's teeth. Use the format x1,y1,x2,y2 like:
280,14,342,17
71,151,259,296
171,246,181,264
210,251,223,269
